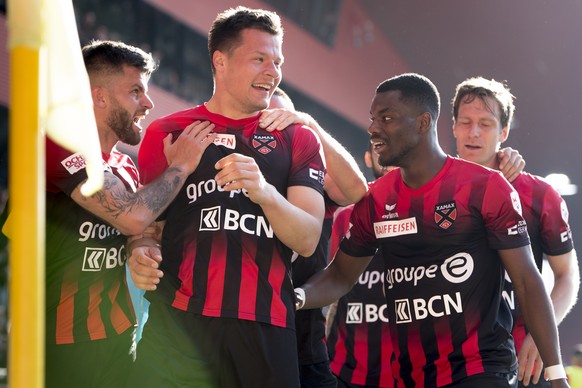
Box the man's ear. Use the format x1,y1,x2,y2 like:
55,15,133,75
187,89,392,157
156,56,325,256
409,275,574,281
213,50,226,73
417,112,432,134
92,87,107,109
500,125,510,143
364,151,373,168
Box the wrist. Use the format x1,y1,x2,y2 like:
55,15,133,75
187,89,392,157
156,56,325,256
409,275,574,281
544,364,567,381
294,287,305,310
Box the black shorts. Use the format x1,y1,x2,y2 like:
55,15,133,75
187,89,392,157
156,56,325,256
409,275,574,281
299,361,336,388
45,327,134,388
446,371,518,388
128,301,300,388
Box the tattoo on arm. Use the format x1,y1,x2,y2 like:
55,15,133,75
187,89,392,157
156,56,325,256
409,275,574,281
83,166,185,219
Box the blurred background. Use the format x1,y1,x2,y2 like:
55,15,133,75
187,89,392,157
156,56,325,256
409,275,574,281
0,0,581,381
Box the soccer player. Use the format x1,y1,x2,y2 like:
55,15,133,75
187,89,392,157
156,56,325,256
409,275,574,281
45,40,213,388
127,7,326,387
452,76,579,387
261,87,367,387
297,73,569,387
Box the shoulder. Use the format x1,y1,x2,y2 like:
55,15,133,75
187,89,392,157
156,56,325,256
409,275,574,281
148,105,205,133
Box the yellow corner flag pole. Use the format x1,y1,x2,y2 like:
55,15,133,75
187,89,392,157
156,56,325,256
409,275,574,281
7,0,45,386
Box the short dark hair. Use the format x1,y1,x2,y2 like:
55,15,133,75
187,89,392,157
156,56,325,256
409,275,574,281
208,6,283,74
376,73,440,122
82,40,157,80
452,77,515,129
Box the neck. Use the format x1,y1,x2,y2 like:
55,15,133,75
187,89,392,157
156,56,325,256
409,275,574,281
400,145,448,190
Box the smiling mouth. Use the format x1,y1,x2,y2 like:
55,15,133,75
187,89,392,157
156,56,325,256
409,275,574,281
252,83,273,92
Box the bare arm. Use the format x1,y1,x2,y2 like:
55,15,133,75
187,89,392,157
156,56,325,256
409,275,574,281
260,109,367,205
548,249,580,323
71,121,215,235
500,245,567,386
214,153,324,257
301,249,373,309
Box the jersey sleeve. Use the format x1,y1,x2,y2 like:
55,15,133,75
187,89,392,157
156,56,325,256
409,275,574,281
46,136,102,196
339,192,378,257
288,125,325,195
482,172,530,250
330,205,354,259
539,181,574,255
137,120,174,185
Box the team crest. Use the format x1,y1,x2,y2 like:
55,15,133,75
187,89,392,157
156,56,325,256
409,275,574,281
434,201,457,230
252,134,277,154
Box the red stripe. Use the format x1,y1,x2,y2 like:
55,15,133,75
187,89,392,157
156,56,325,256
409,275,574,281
108,279,133,334
330,327,348,376
379,325,394,387
238,234,258,321
267,247,287,327
87,279,106,341
407,327,426,386
203,232,227,315
462,313,485,376
173,239,198,310
55,279,78,344
434,319,453,385
351,323,369,385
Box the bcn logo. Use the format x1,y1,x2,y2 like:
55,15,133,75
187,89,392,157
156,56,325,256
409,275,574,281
346,303,389,324
199,207,273,238
82,245,126,271
394,292,463,324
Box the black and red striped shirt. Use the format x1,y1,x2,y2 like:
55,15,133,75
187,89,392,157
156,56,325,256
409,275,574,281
328,204,394,387
46,137,136,345
503,172,574,355
341,156,530,387
293,195,339,365
138,104,325,329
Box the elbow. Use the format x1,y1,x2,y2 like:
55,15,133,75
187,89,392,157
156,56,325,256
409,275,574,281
113,215,151,236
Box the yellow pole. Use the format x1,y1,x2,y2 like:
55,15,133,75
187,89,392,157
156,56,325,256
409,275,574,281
7,0,45,386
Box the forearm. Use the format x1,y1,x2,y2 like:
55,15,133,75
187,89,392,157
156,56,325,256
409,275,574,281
311,123,367,205
515,274,564,367
548,250,580,324
260,185,323,257
550,271,579,324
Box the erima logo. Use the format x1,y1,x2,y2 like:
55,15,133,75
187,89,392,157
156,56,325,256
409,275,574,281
213,134,236,149
61,153,86,175
382,203,399,220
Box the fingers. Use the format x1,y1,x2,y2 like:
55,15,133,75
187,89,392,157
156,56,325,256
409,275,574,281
259,109,301,132
498,148,525,183
127,246,164,291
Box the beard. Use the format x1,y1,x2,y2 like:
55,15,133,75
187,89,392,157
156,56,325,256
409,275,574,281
106,98,141,146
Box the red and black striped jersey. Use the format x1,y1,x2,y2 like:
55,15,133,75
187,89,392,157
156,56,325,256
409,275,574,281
45,137,136,345
328,205,394,387
340,156,530,387
293,195,339,365
138,104,325,330
502,172,574,354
